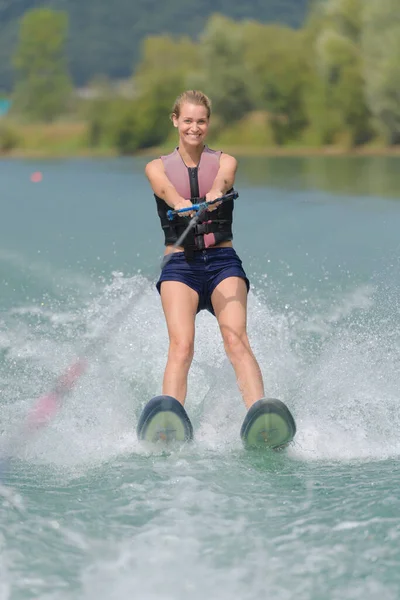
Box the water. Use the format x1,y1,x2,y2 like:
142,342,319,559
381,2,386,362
1,155,400,598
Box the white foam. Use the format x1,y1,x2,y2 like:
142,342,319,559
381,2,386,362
1,273,400,470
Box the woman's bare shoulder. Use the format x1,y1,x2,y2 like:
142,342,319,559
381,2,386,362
220,152,238,169
145,157,164,176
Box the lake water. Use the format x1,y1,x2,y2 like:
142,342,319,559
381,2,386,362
1,155,400,599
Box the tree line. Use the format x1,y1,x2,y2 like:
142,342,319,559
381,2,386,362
2,0,400,153
0,0,308,90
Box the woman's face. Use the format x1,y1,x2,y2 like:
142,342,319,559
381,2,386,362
172,102,209,147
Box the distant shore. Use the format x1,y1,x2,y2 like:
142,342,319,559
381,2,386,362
3,144,400,160
0,147,117,159
0,121,400,159
138,144,400,158
1,119,400,160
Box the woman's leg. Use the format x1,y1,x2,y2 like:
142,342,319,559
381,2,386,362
211,277,264,409
160,281,199,405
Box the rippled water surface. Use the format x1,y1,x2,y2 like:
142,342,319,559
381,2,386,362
1,156,400,599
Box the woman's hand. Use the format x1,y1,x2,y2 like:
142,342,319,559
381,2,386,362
173,197,195,217
205,189,224,211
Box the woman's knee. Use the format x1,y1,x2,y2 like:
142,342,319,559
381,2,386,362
168,337,195,365
221,329,249,361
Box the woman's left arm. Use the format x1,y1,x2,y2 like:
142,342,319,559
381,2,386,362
206,153,238,203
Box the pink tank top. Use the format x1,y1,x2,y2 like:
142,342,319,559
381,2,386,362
161,146,221,198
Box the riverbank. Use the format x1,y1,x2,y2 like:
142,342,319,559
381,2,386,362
4,144,400,160
1,120,400,159
138,144,400,158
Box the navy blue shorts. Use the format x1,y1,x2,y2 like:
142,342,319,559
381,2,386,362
156,247,250,316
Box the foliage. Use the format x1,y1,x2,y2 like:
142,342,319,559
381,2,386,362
362,0,400,144
12,8,72,122
215,111,275,147
3,0,400,153
15,120,87,154
0,0,309,90
107,35,199,153
242,22,309,144
304,0,373,146
112,94,173,154
0,120,20,151
198,15,254,125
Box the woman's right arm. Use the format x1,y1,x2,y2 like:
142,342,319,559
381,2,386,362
145,159,192,211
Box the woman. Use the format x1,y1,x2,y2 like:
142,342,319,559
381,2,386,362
145,90,265,413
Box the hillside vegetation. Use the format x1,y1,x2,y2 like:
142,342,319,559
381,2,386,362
0,0,308,90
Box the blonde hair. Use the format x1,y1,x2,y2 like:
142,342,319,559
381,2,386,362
171,90,212,120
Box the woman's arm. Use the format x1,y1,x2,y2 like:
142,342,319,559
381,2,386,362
145,159,191,210
206,153,238,203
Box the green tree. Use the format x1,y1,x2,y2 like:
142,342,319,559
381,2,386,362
199,15,254,125
0,0,309,90
362,0,400,144
243,22,309,144
134,35,199,94
13,8,72,121
300,1,342,144
110,35,199,153
311,0,373,145
112,95,171,154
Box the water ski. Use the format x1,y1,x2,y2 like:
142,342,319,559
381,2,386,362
137,395,193,444
240,398,296,449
